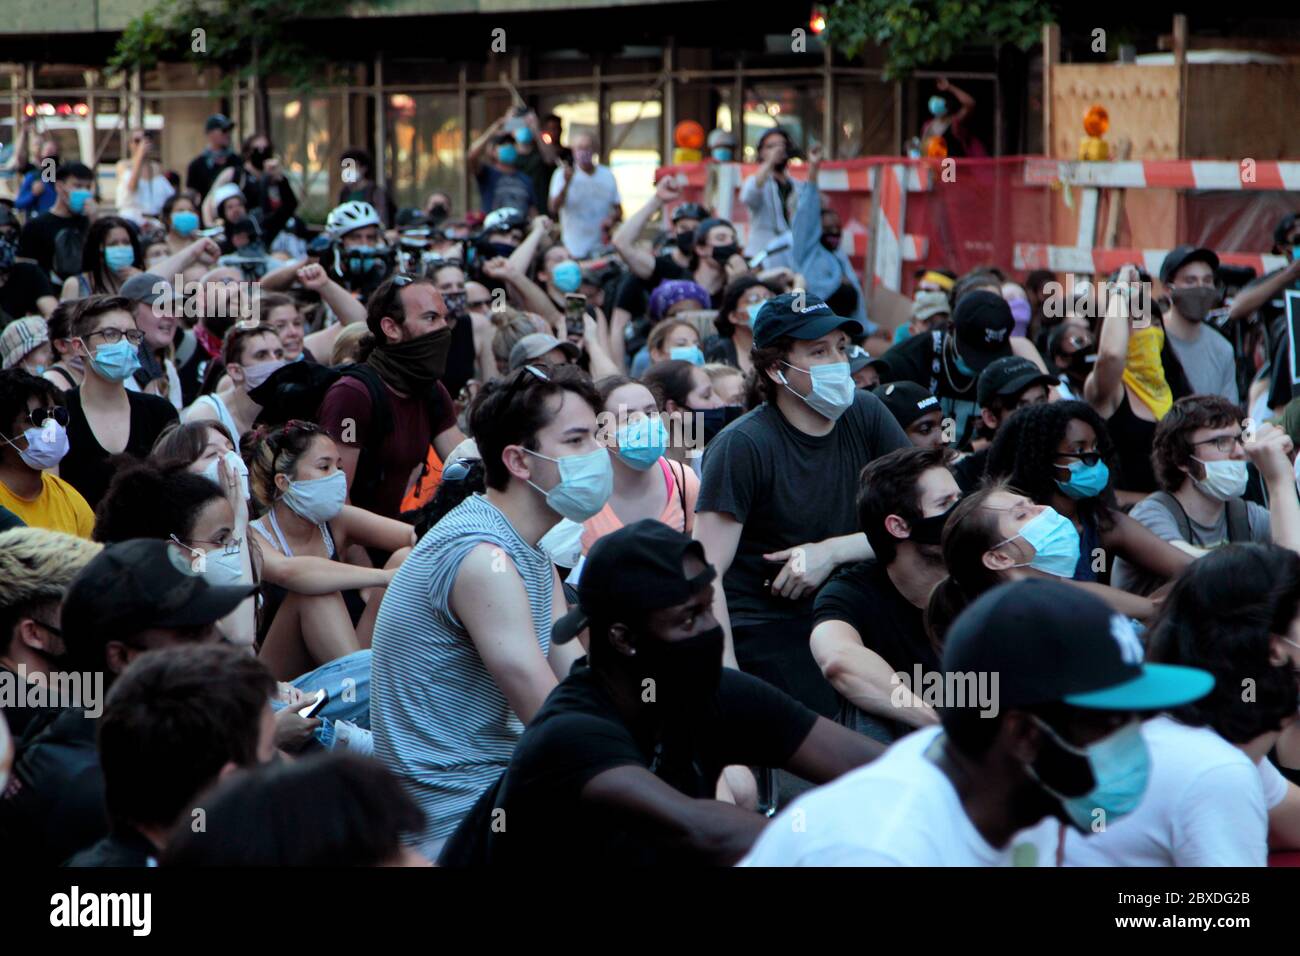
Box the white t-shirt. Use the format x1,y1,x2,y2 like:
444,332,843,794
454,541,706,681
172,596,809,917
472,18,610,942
740,726,1062,866
115,167,176,222
1063,715,1283,867
548,163,620,258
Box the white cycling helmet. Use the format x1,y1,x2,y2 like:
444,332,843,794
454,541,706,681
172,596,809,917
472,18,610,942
211,183,246,219
327,200,383,239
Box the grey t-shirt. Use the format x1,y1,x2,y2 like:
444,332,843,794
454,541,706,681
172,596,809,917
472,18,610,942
1165,326,1238,403
696,389,910,627
1111,493,1270,595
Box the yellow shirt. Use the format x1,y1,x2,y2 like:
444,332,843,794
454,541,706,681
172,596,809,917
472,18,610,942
0,471,95,538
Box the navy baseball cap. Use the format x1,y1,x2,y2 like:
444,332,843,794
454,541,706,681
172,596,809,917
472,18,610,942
205,113,234,133
942,580,1214,714
1159,245,1220,286
552,520,716,645
752,291,865,349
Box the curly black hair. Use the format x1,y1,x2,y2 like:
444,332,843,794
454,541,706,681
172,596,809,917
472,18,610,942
985,399,1117,533
1146,543,1300,743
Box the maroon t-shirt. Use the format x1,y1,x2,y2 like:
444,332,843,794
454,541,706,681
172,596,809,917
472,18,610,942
317,374,456,518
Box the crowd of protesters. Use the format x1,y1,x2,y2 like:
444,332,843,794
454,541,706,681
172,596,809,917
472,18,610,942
4,101,1300,869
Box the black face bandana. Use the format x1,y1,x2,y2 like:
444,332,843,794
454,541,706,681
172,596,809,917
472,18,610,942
674,232,695,256
366,327,452,394
711,244,739,265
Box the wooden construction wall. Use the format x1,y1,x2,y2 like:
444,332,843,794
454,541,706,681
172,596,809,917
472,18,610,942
1048,64,1181,161
1185,63,1300,159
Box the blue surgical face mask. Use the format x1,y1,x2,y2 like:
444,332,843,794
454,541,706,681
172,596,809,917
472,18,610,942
3,421,68,470
928,95,948,118
67,188,93,214
1028,717,1151,833
282,469,347,524
1056,458,1110,500
498,144,518,166
86,339,142,382
778,360,855,422
711,147,733,161
515,127,533,145
345,246,389,277
523,446,613,522
615,415,669,470
172,211,200,236
670,345,705,367
104,244,135,272
995,506,1081,578
744,301,764,325
552,260,583,294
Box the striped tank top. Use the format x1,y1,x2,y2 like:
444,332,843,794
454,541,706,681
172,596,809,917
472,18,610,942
370,493,555,843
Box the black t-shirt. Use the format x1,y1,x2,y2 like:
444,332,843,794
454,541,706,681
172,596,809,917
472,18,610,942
0,262,55,322
615,252,690,317
951,446,990,493
874,330,981,448
17,211,88,279
64,826,158,867
696,389,910,627
814,558,939,677
0,662,55,740
440,659,817,867
185,151,242,199
703,334,740,368
61,388,180,510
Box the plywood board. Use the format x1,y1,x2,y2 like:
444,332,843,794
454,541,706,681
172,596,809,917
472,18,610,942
1049,64,1181,161
1185,63,1300,159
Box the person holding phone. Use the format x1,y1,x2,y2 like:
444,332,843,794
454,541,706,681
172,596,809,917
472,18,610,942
741,127,798,268
116,130,175,227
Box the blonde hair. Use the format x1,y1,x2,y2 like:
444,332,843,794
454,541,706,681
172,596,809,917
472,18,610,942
491,308,541,368
329,323,369,367
702,362,742,384
0,528,103,612
647,318,699,357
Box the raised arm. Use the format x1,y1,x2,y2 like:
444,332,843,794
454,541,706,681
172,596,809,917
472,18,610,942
507,214,552,276
150,237,223,287
790,145,824,263
1084,263,1138,415
481,256,562,327
297,263,366,326
1230,259,1300,323
1246,423,1300,552
937,77,975,126
468,114,509,172
613,177,679,279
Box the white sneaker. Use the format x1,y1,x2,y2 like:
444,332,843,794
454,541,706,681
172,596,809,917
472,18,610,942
333,719,373,756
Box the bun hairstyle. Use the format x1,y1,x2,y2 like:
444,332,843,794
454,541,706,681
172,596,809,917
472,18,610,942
924,482,1012,648
246,420,331,516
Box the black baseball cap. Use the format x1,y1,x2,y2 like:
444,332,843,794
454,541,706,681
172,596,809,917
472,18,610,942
62,538,255,642
1274,212,1300,247
671,202,708,224
951,290,1014,375
941,579,1213,716
753,291,866,349
396,207,430,230
552,520,716,645
847,343,871,374
976,355,1058,408
873,381,939,429
205,113,234,133
1159,245,1220,286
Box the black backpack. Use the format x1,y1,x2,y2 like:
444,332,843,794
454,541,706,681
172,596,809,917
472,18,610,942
249,360,404,511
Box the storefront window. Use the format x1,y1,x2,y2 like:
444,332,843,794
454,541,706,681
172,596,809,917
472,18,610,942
385,92,463,214
269,93,339,221
606,87,661,219
742,80,824,159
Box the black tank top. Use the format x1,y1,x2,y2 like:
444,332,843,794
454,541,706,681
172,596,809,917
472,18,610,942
1107,390,1157,494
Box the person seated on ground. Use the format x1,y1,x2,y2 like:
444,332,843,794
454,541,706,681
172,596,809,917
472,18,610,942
873,381,945,450
1068,544,1300,866
703,362,745,407
1113,396,1297,595
627,280,712,376
440,519,883,867
245,421,413,681
0,527,101,739
951,355,1057,493
641,358,727,467
985,400,1192,588
369,364,603,860
703,276,777,374
183,323,285,441
811,447,960,745
58,295,179,511
60,215,143,301
742,579,1212,866
925,483,1161,643
0,368,93,537
0,538,254,866
64,645,278,867
0,315,55,379
161,752,429,867
577,375,700,560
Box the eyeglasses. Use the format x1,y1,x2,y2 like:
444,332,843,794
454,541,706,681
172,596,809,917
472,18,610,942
1057,450,1104,467
1192,433,1244,454
171,533,242,557
85,328,145,346
25,406,69,429
441,457,480,483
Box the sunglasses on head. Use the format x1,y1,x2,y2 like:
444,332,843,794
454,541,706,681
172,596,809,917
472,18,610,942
441,457,480,483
